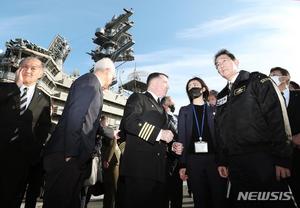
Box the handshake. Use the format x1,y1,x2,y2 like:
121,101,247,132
160,129,183,155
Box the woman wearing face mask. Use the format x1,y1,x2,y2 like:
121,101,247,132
178,77,227,208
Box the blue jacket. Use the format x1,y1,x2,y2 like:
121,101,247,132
178,103,216,166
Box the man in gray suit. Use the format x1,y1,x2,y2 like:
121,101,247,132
43,58,116,208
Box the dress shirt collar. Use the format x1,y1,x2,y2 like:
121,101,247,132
147,90,160,103
283,88,290,106
20,84,36,109
228,72,239,83
20,84,36,93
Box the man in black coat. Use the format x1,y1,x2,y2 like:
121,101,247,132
117,72,183,208
270,67,300,206
214,49,294,208
0,57,51,208
43,57,116,208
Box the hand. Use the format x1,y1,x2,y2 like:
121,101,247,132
172,142,183,155
103,160,109,169
292,133,300,146
218,166,229,178
179,168,188,181
114,130,120,140
160,130,173,143
15,68,24,87
65,157,72,162
275,166,291,181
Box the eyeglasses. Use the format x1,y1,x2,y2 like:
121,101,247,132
20,65,42,72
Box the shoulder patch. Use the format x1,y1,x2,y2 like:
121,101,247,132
260,77,270,84
216,95,227,106
234,85,246,96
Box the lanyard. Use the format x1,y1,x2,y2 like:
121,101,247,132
192,104,205,141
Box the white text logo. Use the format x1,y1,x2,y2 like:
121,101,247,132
237,192,292,201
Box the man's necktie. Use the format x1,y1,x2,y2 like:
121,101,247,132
157,98,161,106
10,87,28,142
20,87,28,115
281,92,287,107
169,114,178,134
228,82,233,91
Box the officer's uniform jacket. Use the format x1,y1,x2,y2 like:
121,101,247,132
215,70,293,167
119,91,169,182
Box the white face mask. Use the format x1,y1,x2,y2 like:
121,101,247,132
270,75,281,86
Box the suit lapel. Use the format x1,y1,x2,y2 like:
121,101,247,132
145,92,163,114
287,90,294,110
27,87,42,112
186,104,194,136
206,104,216,146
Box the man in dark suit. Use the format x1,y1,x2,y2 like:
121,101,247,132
161,96,183,208
270,67,300,206
117,72,183,208
0,57,51,208
42,57,116,208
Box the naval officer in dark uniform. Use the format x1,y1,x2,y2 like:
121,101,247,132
117,72,183,208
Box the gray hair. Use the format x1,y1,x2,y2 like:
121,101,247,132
19,56,44,70
94,57,115,72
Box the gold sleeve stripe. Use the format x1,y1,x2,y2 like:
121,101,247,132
145,125,155,141
141,123,152,140
138,122,148,138
139,123,147,138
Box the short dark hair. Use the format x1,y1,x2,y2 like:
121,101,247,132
270,67,290,77
100,115,107,121
146,72,168,86
209,90,218,97
161,96,170,106
214,49,236,65
186,77,209,103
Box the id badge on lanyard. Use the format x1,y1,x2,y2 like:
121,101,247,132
193,105,208,153
194,138,208,153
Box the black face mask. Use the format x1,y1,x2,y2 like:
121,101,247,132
188,87,202,99
169,105,175,113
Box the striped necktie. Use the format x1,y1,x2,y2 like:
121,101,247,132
228,82,233,91
10,87,28,142
20,87,28,115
